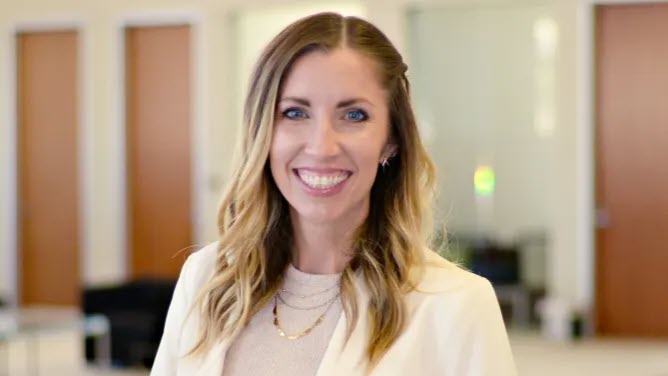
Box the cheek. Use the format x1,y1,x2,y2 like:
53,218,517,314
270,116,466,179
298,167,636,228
349,139,382,182
356,127,389,170
269,139,288,189
269,127,305,195
359,148,381,172
269,128,293,170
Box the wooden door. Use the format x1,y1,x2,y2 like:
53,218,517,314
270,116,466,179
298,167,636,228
595,4,668,337
125,26,192,279
17,31,79,306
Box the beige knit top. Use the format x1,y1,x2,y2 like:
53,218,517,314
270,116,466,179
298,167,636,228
221,263,343,376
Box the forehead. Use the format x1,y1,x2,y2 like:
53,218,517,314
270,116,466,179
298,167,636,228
279,47,386,102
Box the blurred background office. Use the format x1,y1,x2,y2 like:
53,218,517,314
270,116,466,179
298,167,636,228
1,0,667,374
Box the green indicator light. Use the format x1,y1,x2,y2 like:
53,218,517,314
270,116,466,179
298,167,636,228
474,166,495,196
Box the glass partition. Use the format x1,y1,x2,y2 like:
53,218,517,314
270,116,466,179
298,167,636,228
408,4,558,291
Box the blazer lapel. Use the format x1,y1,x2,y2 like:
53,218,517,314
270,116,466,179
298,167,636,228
315,274,371,376
193,338,231,376
191,273,373,376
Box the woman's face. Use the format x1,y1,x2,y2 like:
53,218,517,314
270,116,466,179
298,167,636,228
269,47,395,226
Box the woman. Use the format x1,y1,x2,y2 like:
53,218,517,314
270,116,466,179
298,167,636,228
152,12,515,376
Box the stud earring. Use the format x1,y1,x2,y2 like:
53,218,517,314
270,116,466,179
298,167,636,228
380,157,390,167
380,151,396,168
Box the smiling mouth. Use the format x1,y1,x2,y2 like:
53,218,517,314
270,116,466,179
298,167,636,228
294,169,352,190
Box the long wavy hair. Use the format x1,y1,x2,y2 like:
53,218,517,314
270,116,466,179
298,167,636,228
186,12,437,368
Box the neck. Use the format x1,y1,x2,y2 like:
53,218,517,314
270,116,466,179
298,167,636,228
290,210,366,275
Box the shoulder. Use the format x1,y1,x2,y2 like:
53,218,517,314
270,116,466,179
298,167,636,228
186,241,219,266
411,248,493,295
179,242,219,292
404,249,512,351
406,248,499,316
399,250,516,375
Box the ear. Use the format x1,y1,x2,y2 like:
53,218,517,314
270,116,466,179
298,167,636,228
381,143,398,160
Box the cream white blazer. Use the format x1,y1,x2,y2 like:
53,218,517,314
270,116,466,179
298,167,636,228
151,242,516,376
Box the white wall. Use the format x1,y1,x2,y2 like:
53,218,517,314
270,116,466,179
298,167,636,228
0,0,591,322
235,2,365,104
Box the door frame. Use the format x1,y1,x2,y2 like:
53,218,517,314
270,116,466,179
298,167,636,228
113,11,206,279
2,17,91,308
579,0,668,333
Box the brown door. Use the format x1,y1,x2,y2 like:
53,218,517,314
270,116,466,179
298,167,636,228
17,31,80,307
595,4,668,337
126,26,192,279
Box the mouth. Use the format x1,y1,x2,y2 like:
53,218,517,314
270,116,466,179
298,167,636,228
293,168,352,190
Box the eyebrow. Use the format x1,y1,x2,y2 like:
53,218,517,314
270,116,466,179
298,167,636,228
279,96,375,108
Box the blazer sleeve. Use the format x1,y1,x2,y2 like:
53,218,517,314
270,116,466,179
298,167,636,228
453,279,517,376
151,253,196,376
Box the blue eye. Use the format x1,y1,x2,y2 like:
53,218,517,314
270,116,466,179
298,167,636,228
345,109,369,122
282,108,307,120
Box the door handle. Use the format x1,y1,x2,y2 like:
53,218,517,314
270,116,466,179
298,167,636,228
596,208,610,229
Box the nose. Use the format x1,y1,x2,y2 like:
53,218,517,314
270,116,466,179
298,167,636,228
304,116,340,158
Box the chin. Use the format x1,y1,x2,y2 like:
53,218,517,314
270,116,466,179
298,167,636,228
293,206,346,224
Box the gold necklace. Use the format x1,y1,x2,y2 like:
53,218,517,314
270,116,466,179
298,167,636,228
280,282,339,298
277,291,340,310
272,294,337,340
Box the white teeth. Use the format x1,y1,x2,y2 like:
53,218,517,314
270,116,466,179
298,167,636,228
297,170,349,189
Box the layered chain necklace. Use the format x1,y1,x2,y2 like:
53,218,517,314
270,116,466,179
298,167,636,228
272,280,341,340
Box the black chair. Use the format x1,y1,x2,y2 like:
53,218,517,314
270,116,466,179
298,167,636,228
468,241,535,327
83,279,176,368
469,243,521,285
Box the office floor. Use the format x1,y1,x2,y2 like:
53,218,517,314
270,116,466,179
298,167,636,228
511,331,668,376
3,330,668,375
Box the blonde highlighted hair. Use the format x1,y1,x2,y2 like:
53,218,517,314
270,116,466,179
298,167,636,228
186,12,437,368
